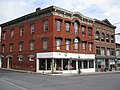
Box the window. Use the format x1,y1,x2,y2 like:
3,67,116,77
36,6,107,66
95,31,100,40
43,38,48,50
56,20,61,31
88,28,92,37
30,41,34,50
56,39,62,50
66,40,70,50
74,38,79,51
89,43,93,52
74,22,79,34
83,61,88,68
19,26,24,36
44,20,48,32
18,57,23,61
11,30,14,38
82,26,86,36
96,46,101,55
107,48,110,56
83,42,86,52
66,23,70,32
111,35,114,43
3,32,6,40
110,49,115,56
89,60,94,68
28,55,35,61
10,44,13,52
31,24,35,34
106,34,110,42
101,47,105,55
101,32,105,41
18,55,23,61
19,42,23,52
2,45,5,53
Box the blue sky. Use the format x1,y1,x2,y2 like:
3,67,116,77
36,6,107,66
0,0,120,43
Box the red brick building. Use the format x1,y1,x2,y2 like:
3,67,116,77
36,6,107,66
0,6,95,74
94,19,116,71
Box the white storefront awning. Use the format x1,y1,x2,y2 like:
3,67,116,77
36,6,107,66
37,52,95,59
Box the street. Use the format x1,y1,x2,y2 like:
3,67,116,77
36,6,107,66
0,69,120,90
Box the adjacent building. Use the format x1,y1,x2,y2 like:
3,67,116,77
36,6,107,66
116,43,120,70
94,19,116,71
0,6,95,74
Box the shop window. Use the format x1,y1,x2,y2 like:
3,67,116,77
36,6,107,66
39,59,45,70
89,60,94,68
83,61,88,68
56,60,62,70
63,60,68,70
71,60,76,70
47,59,52,70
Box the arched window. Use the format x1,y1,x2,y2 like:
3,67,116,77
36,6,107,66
101,32,105,42
74,22,79,34
95,31,100,40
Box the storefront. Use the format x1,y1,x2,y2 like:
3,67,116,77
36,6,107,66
96,57,116,72
36,52,95,74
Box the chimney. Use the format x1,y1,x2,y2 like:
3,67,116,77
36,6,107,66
36,7,41,12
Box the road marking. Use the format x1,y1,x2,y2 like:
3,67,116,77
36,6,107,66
1,78,29,90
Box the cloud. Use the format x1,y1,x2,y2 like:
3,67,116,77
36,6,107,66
0,0,120,43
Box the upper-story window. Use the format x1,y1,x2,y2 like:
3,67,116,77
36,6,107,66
82,26,86,36
56,20,61,31
74,38,79,51
95,31,100,40
3,31,6,40
101,32,105,42
44,20,48,32
74,22,79,34
19,26,24,36
10,44,13,52
30,40,34,50
82,42,86,52
107,48,110,56
31,24,35,34
66,39,71,50
1,44,5,53
96,46,101,55
88,27,92,37
89,43,93,52
11,30,14,38
42,37,48,50
101,47,105,55
66,22,70,32
56,38,62,50
19,41,23,52
111,35,115,43
111,48,115,56
106,34,110,42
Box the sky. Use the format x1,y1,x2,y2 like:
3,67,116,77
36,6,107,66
0,0,120,43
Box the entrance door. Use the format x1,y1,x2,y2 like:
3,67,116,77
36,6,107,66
7,57,12,69
105,59,109,70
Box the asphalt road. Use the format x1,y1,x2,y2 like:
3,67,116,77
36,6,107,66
0,69,120,90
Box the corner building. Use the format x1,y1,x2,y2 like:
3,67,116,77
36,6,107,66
0,6,95,74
